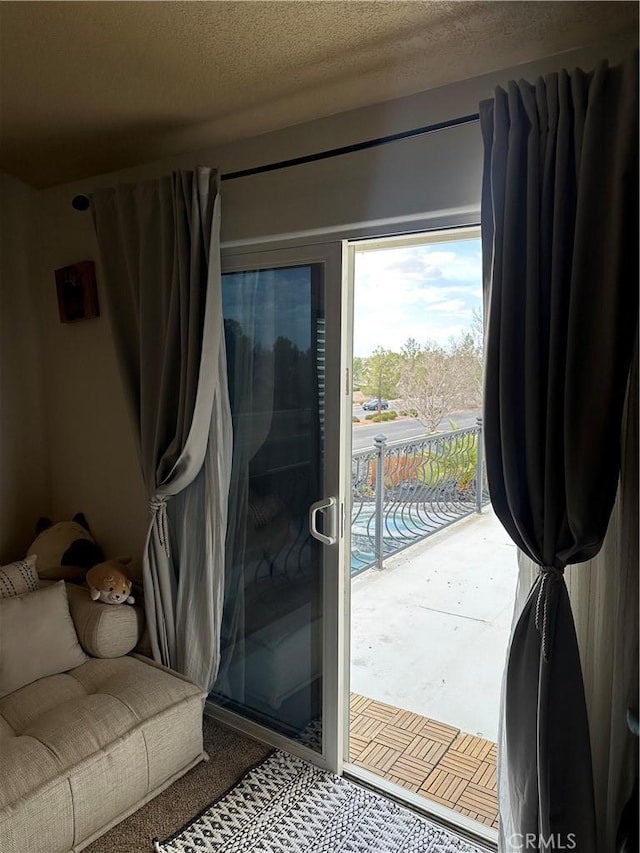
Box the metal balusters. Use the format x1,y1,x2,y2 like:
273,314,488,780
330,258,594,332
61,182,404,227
374,434,386,571
475,417,484,514
351,425,489,575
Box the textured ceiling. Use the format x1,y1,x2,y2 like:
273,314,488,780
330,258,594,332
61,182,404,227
0,1,637,188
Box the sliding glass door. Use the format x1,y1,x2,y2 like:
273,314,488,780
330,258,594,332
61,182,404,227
209,243,344,772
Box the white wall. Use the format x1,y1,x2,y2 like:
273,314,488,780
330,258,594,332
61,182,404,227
30,35,635,558
0,172,49,561
29,202,149,561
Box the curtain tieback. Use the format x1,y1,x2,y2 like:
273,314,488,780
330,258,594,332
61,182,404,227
149,495,171,558
535,565,564,662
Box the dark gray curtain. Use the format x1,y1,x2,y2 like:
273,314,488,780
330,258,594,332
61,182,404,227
91,168,233,690
480,55,638,851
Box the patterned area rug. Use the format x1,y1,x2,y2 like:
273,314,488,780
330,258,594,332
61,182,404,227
154,750,483,853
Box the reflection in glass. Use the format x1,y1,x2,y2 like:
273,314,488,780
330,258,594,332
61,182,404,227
211,266,324,752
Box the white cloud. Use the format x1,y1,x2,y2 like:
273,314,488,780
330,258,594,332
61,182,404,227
420,248,482,282
353,239,481,357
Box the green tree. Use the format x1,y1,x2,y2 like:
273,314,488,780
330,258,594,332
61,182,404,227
401,337,422,361
352,356,367,389
363,347,401,410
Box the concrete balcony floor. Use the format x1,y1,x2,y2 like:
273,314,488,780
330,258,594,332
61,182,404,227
349,509,517,826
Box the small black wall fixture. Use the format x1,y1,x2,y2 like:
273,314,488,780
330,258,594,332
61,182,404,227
71,112,480,210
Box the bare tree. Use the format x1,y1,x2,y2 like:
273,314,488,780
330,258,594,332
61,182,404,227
399,342,459,431
398,330,483,432
449,331,483,409
470,307,484,351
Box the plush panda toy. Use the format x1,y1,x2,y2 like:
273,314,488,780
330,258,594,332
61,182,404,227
27,513,104,581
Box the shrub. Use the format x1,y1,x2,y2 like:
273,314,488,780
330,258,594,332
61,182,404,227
364,413,376,420
352,415,360,423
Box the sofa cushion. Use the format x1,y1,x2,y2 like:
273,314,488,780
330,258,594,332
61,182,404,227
0,581,88,698
0,656,202,751
0,555,39,599
0,673,86,733
65,581,144,658
0,656,205,853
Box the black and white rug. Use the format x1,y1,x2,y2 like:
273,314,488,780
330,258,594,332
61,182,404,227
153,750,484,853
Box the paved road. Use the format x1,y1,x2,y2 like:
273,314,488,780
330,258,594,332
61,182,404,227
352,409,480,451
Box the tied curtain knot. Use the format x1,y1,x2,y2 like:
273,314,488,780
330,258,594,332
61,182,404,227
535,565,565,662
149,495,171,558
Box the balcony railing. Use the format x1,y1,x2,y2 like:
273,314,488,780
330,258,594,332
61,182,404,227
351,420,489,574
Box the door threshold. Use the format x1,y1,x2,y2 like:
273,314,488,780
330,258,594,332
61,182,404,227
343,761,497,852
204,700,334,772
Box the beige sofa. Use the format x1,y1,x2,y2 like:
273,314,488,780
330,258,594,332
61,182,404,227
0,582,207,853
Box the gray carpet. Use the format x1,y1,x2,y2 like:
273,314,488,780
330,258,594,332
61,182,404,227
85,716,271,853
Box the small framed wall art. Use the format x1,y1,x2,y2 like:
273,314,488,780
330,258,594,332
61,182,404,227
54,260,100,323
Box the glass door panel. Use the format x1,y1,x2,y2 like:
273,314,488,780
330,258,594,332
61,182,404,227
210,262,328,753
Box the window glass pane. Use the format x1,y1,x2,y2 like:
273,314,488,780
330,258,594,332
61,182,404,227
211,265,324,752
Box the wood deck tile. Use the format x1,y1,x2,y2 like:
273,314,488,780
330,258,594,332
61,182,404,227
390,708,428,733
349,734,371,761
452,733,494,760
405,734,448,765
420,767,468,805
457,806,499,829
386,776,421,793
350,715,386,741
357,741,402,774
417,718,460,745
438,749,482,781
350,694,373,715
388,754,434,787
457,782,500,820
362,701,398,723
375,725,416,752
472,760,497,790
349,694,498,830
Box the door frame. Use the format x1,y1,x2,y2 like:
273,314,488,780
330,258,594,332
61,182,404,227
339,226,498,850
207,213,491,816
206,240,347,775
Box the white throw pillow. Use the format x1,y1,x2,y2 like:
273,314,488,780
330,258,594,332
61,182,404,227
0,580,88,698
0,554,39,599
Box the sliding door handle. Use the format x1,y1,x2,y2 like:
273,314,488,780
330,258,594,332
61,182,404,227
309,497,337,546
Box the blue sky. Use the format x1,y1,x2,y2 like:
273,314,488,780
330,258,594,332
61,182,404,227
353,238,482,357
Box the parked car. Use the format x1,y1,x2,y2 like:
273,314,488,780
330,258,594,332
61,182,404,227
363,398,389,411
